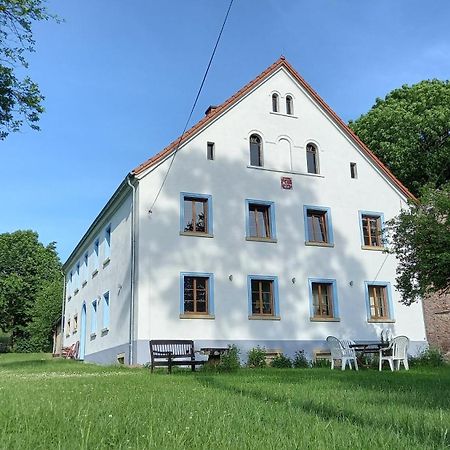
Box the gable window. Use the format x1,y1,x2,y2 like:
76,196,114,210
306,143,319,174
246,200,276,242
286,95,293,115
304,206,333,246
309,279,339,321
272,94,279,112
249,134,263,167
91,299,98,336
180,273,214,318
102,291,110,330
247,276,280,319
104,225,111,262
365,282,393,322
180,193,213,236
207,142,215,160
359,212,384,249
350,162,358,179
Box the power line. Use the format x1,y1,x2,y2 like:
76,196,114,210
149,0,235,214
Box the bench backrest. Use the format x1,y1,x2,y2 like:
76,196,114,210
149,340,195,360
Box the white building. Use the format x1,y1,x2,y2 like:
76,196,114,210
62,57,427,365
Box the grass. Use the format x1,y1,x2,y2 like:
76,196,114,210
0,354,449,449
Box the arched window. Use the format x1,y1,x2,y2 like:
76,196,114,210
272,94,279,112
250,134,263,167
306,143,319,174
286,95,293,115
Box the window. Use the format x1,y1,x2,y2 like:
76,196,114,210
82,252,88,285
66,317,71,337
180,193,213,236
207,142,215,160
69,271,73,295
359,212,384,248
104,225,111,260
246,200,276,241
304,206,333,245
365,282,393,322
249,134,263,167
73,314,78,333
91,299,97,335
286,95,293,115
247,276,279,318
93,238,99,272
350,162,357,179
102,292,110,330
306,143,319,174
272,93,279,112
75,262,80,292
308,279,339,320
180,273,214,317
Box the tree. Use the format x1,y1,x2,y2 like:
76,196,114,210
387,184,450,305
0,0,55,139
349,80,450,196
0,231,62,349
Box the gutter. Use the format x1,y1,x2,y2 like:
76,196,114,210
127,174,137,365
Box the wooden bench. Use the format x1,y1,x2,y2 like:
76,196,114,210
149,340,206,373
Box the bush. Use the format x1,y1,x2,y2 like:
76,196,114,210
293,350,310,368
218,345,241,372
247,346,267,368
271,353,292,368
410,347,445,367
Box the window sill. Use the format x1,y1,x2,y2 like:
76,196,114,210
246,237,277,243
90,333,97,339
248,315,281,321
179,314,215,320
368,319,395,323
269,111,298,119
101,327,109,336
361,245,386,252
310,317,340,322
179,232,214,238
103,257,110,268
247,165,324,178
92,269,99,278
82,280,87,288
305,241,334,248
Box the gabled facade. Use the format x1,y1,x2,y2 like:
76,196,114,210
62,58,427,365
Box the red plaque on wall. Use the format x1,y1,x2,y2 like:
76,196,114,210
281,177,293,190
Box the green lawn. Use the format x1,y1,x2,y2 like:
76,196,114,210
0,354,449,449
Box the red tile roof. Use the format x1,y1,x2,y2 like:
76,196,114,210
131,57,415,201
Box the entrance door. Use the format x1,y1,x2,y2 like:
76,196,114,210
79,303,87,360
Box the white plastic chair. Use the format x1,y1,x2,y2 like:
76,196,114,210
326,336,359,371
379,335,409,371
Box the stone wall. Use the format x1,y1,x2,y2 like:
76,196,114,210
423,291,450,355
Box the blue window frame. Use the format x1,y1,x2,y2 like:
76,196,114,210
104,225,111,260
91,299,98,334
308,278,339,320
303,205,334,245
102,291,110,330
179,272,214,317
180,193,213,236
247,275,280,318
93,238,100,271
245,199,277,241
364,281,394,322
82,252,88,284
358,210,385,248
75,262,80,291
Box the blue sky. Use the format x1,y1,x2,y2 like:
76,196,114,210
1,0,449,262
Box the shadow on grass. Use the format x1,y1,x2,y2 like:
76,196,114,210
195,369,450,448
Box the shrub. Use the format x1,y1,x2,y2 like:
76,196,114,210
271,353,292,368
293,350,310,368
410,347,445,367
247,346,267,368
218,345,241,372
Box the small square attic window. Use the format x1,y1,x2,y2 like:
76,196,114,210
207,142,215,160
350,162,357,179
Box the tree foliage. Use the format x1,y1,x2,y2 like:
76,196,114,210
0,230,62,350
0,0,55,139
349,80,450,196
387,184,450,305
